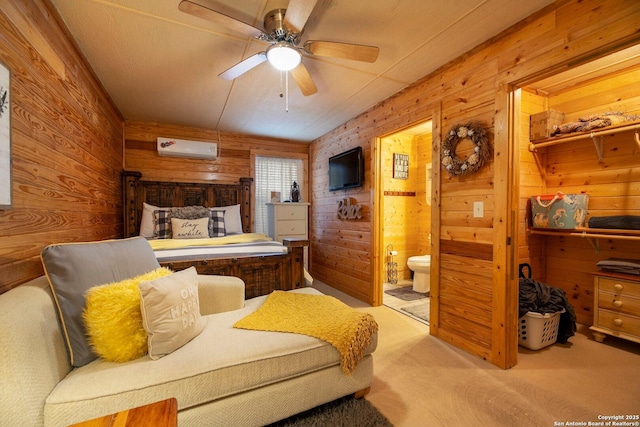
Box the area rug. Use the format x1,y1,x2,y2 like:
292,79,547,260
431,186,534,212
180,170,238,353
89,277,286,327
268,396,392,427
384,286,429,301
402,301,429,324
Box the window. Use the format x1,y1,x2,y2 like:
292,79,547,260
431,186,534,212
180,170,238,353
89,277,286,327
254,156,303,233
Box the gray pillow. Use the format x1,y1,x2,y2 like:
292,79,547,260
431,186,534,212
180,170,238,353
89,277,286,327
41,237,161,367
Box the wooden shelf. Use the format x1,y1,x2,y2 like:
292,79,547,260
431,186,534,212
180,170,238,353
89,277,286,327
528,120,640,160
529,227,640,253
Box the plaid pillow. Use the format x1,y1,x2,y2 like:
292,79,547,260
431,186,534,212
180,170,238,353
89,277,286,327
153,210,172,239
208,210,226,237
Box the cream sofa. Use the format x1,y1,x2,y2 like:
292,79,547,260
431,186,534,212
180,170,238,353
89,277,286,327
0,256,375,426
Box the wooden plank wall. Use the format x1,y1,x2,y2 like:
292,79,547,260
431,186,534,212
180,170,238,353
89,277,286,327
310,139,373,303
519,65,640,326
517,90,548,300
0,0,124,294
310,0,640,367
124,121,310,229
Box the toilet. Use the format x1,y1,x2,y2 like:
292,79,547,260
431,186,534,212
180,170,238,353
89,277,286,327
407,255,431,293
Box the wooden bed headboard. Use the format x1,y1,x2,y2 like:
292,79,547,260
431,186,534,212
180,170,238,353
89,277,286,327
122,171,253,238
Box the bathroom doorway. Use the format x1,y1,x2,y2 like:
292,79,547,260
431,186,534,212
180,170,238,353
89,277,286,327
378,120,433,324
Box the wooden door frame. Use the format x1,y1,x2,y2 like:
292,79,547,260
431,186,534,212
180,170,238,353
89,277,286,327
495,41,640,368
494,81,520,368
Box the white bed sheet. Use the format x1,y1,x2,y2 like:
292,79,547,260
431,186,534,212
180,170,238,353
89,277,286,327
153,240,288,262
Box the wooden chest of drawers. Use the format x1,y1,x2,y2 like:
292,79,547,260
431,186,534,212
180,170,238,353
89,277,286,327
590,272,640,344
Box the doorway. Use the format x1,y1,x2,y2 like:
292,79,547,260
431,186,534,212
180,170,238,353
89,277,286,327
377,120,433,324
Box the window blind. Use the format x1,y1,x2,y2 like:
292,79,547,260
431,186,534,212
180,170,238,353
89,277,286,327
255,156,303,234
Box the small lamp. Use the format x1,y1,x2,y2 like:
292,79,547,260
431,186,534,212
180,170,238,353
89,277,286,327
266,42,302,71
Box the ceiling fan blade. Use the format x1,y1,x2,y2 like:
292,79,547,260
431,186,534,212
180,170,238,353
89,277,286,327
290,63,318,96
304,40,379,63
219,52,267,80
282,0,318,33
179,0,263,39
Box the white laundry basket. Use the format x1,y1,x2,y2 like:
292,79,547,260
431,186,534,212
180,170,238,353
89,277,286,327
518,310,563,350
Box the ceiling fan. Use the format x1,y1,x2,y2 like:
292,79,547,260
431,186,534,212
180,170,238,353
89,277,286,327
178,0,380,96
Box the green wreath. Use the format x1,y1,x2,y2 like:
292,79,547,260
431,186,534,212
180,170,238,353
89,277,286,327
441,122,490,176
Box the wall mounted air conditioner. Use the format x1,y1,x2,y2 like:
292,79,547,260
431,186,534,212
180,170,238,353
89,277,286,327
157,137,217,160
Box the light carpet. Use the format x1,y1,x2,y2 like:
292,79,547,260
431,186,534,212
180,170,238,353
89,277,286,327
313,280,640,426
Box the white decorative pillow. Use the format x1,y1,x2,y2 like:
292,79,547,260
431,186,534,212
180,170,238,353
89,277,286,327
171,217,209,239
139,267,206,360
210,204,243,234
140,202,159,238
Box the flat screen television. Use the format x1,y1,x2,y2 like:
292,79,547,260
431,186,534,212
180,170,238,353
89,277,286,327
329,147,364,191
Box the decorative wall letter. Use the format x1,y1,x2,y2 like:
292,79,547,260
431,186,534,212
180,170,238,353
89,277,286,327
337,198,363,220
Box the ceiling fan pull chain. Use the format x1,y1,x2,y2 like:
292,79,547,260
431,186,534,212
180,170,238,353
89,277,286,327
285,71,289,112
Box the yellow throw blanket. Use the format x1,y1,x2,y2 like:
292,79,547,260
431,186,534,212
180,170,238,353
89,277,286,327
233,291,378,375
148,233,272,250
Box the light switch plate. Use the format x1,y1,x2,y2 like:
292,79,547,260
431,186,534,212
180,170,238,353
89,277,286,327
473,201,483,218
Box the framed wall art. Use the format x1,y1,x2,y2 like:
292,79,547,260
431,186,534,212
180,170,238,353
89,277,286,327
393,153,409,179
0,60,10,209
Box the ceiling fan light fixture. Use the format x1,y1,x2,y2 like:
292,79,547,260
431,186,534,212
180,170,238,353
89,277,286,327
266,43,302,71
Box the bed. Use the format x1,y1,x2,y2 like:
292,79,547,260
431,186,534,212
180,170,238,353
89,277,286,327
122,171,307,298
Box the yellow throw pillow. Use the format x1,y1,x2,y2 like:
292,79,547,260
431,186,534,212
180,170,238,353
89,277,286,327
83,267,173,363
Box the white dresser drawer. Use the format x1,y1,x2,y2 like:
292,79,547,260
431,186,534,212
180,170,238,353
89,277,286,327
275,219,307,236
276,204,307,220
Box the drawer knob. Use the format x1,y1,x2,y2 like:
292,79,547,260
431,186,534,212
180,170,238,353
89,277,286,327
613,300,623,308
613,318,623,327
614,284,624,292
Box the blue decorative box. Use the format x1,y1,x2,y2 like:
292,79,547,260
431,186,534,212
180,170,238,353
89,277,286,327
531,193,589,229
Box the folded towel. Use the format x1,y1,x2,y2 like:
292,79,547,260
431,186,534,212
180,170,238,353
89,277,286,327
597,258,640,275
588,215,640,230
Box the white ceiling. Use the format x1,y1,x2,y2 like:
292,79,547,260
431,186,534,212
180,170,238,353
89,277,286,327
49,0,554,142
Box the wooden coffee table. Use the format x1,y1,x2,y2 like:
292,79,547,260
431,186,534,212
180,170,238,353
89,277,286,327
68,398,177,427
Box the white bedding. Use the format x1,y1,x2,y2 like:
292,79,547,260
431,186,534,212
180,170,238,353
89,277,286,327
149,234,288,262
